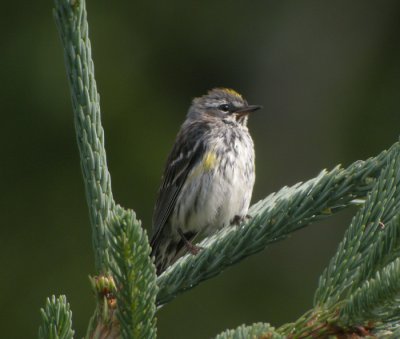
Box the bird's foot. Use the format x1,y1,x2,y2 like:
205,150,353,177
185,242,203,255
231,214,252,225
178,228,203,255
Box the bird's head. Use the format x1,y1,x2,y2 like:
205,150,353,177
187,88,261,126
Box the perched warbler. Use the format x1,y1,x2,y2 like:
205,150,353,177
150,88,261,274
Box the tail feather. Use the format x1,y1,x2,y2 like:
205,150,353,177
150,231,196,275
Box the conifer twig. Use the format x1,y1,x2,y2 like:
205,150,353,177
233,144,400,338
51,1,400,338
315,147,400,308
39,295,74,339
107,206,158,339
215,323,282,339
54,0,114,271
53,1,158,337
157,144,396,306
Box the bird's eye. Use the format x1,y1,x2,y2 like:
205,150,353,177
218,104,230,112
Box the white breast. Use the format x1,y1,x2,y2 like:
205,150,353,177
171,125,255,238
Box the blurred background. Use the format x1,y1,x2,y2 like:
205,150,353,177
1,0,400,338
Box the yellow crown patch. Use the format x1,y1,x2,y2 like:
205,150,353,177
221,88,243,99
209,88,243,99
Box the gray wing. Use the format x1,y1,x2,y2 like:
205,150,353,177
150,122,207,252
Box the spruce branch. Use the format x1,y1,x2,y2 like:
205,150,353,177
53,0,158,337
272,145,400,338
340,257,400,327
107,206,158,339
51,0,400,337
214,323,283,339
315,147,400,308
53,0,114,271
156,143,396,306
39,295,74,339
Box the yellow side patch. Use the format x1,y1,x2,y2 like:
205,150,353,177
187,151,217,181
203,151,217,170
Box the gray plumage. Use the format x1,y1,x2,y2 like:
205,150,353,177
150,88,260,274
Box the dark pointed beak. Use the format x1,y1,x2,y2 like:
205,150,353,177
233,105,262,116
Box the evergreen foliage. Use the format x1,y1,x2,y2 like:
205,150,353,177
53,0,114,272
40,0,400,337
108,206,158,339
215,323,282,339
39,296,74,339
157,146,392,306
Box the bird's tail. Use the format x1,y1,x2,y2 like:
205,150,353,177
150,231,196,275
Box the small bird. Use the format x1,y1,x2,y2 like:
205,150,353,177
150,88,261,274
